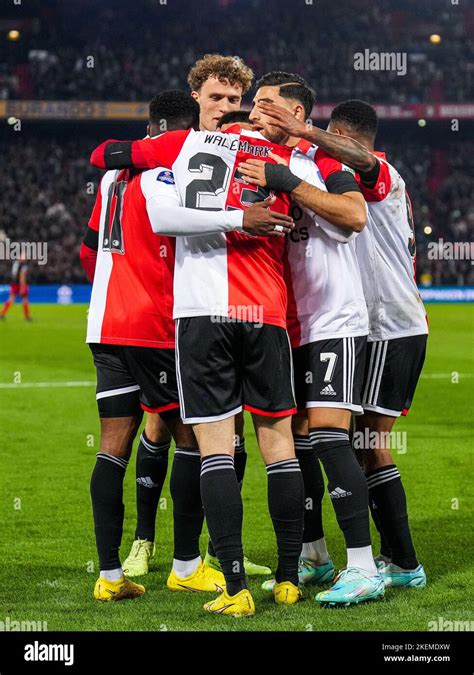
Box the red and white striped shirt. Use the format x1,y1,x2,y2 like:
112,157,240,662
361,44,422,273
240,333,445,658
86,168,177,348
92,127,313,328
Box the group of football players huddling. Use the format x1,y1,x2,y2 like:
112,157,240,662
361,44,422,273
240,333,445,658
80,53,428,617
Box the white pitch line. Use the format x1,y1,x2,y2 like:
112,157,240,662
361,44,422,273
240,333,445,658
0,374,472,389
420,373,473,379
0,381,95,389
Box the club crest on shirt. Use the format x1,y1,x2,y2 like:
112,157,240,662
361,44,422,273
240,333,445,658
157,170,175,184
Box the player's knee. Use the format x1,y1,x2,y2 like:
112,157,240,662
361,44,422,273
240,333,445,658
99,415,141,457
171,419,198,450
144,412,172,445
291,413,309,436
363,448,395,473
254,415,295,464
308,407,351,431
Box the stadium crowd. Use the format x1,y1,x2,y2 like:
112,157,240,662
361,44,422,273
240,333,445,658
1,0,473,104
0,132,472,286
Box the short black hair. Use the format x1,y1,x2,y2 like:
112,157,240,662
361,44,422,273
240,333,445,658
255,71,316,119
330,100,378,140
216,110,250,128
149,90,200,131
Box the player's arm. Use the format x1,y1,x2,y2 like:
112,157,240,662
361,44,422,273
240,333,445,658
291,180,366,233
256,101,376,173
80,182,102,283
355,158,392,201
239,155,366,233
90,130,192,170
143,171,294,238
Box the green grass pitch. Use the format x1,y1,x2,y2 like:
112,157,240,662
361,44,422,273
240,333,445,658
0,303,473,631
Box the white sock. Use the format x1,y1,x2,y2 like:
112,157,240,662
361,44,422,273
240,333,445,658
347,546,377,575
173,556,201,578
301,538,330,564
101,567,123,582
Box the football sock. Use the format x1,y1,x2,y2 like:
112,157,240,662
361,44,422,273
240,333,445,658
234,438,247,488
200,455,246,596
134,432,170,542
368,495,392,560
170,447,204,562
207,438,247,558
347,546,377,574
366,465,418,569
294,434,325,544
310,428,375,573
266,459,304,586
1,300,12,316
90,452,128,571
301,538,330,565
100,568,123,582
172,555,201,578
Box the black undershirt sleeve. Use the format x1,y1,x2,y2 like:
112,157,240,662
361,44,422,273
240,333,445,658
325,170,362,195
357,160,381,189
103,141,134,169
83,225,99,251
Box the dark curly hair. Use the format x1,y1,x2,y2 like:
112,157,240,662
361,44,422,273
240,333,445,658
330,99,378,139
149,89,200,130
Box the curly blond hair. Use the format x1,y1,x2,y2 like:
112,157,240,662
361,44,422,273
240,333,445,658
187,54,253,94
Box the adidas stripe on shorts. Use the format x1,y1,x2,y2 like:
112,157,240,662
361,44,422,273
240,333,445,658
292,336,367,414
361,334,427,417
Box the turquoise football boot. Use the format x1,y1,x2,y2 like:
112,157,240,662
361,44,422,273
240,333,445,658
380,562,427,589
261,557,335,591
315,567,385,606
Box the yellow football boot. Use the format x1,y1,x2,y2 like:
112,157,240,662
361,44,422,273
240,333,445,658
273,581,302,605
93,576,145,602
166,560,225,593
203,588,255,617
122,539,155,577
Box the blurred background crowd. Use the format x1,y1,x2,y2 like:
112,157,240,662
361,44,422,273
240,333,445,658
1,0,472,285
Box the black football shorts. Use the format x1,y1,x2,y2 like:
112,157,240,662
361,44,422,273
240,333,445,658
292,336,367,414
175,317,296,423
89,343,180,418
361,334,427,417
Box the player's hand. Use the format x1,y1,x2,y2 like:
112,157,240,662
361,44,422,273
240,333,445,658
268,151,288,166
257,102,309,137
239,152,290,187
239,159,267,186
242,196,294,237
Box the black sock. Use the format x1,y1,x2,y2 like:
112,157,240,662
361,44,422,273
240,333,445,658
170,447,204,562
366,465,418,569
267,459,304,585
310,428,371,549
134,431,170,542
207,438,247,558
234,438,247,488
294,435,325,543
369,496,392,560
90,453,128,571
200,455,246,596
